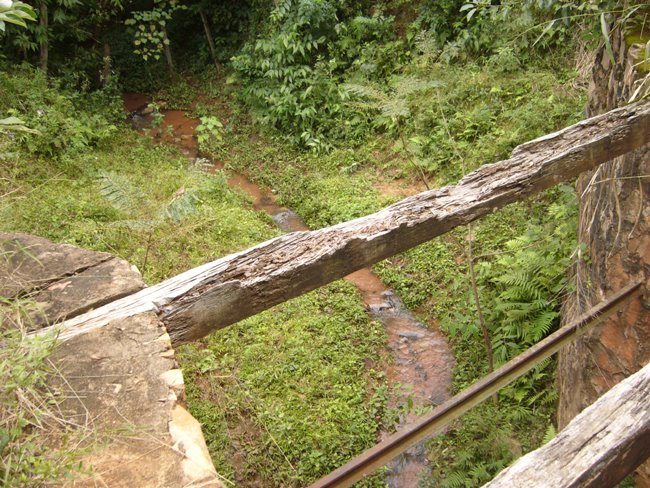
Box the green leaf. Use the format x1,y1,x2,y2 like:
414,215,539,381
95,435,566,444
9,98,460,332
600,13,615,65
96,170,146,213
0,116,40,134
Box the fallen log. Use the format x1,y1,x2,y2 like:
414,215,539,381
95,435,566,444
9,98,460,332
483,360,650,488
37,100,650,346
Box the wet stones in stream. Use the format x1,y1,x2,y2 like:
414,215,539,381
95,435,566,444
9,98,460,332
271,210,308,233
370,291,454,487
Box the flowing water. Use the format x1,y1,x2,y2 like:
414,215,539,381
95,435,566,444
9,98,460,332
123,95,454,486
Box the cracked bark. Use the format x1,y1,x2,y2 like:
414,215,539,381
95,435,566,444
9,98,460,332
557,23,650,486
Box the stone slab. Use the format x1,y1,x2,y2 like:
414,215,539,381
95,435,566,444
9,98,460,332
51,312,221,488
29,257,145,329
0,233,222,487
0,232,111,298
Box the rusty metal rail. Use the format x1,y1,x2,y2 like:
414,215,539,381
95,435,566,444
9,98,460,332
308,280,645,488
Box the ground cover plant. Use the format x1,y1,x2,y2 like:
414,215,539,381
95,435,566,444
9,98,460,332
2,0,640,486
180,281,388,486
0,306,83,487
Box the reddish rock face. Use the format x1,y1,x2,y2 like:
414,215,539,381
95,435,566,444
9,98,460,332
557,24,650,485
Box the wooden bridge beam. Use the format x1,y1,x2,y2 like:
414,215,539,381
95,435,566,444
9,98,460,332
38,100,650,346
484,360,650,488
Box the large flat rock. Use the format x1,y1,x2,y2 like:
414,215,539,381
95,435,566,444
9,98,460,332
0,233,112,298
52,312,221,487
1,233,146,330
0,233,222,487
29,257,144,328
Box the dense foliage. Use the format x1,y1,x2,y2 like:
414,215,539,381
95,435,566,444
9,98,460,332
2,0,647,486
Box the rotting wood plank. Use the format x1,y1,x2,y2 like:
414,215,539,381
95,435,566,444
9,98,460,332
34,100,650,346
483,361,650,488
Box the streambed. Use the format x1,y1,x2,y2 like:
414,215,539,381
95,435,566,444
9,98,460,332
123,94,454,486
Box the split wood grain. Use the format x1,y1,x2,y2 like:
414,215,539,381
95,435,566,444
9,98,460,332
483,361,650,487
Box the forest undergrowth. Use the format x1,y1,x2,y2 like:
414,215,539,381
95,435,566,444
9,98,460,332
3,0,642,486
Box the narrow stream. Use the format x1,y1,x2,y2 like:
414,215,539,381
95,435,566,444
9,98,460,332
123,94,454,487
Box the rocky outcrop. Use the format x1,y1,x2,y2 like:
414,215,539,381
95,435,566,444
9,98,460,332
557,24,650,486
0,232,223,487
0,232,144,328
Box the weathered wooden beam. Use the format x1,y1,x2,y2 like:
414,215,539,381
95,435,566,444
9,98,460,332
483,360,650,488
38,100,650,345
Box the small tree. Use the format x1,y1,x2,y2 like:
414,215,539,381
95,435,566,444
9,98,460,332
125,0,184,79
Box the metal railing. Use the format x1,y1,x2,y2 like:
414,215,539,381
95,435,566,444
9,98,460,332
309,280,645,488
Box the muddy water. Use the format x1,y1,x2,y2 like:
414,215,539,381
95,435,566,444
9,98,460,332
123,96,454,486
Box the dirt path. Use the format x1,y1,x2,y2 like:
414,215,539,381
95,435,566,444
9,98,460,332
123,95,454,486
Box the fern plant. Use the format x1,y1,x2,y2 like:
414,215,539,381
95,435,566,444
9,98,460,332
476,185,578,364
344,76,443,189
96,170,200,273
0,116,39,134
428,402,516,488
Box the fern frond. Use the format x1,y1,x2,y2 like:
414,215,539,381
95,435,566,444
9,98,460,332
96,170,146,213
529,310,558,339
542,423,556,445
342,83,386,102
165,189,201,223
380,98,409,118
506,404,532,422
108,219,157,231
443,470,470,488
393,75,444,97
469,463,491,483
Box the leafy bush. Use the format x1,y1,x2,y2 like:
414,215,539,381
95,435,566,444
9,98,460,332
331,13,404,80
196,115,224,156
232,0,347,150
231,1,409,150
0,67,122,159
0,1,36,32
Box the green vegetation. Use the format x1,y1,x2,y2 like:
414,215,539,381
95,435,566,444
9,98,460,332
181,282,387,486
0,67,387,486
1,0,646,486
0,301,83,487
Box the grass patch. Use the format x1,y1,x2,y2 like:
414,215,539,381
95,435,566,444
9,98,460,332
0,302,85,487
180,281,388,487
1,129,276,283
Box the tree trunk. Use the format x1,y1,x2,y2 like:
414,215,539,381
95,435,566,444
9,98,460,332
162,27,176,80
102,39,111,87
557,21,650,486
39,2,48,74
199,7,220,72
